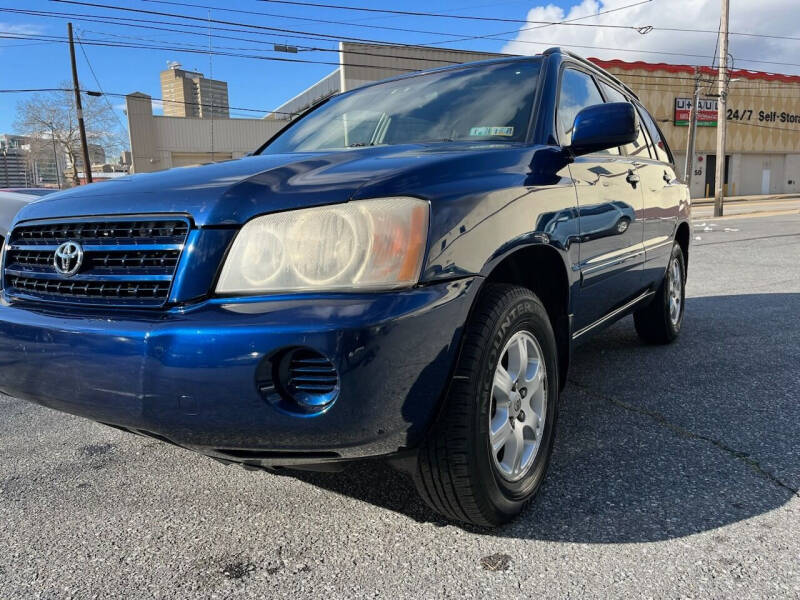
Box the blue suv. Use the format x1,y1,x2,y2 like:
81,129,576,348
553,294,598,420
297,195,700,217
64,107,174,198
0,48,690,526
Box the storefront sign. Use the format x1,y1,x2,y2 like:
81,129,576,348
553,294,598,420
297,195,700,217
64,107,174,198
674,97,718,127
675,98,800,128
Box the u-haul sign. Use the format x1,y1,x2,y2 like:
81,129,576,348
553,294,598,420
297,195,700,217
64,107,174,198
674,97,718,127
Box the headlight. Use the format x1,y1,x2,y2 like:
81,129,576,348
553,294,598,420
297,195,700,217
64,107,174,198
216,197,429,294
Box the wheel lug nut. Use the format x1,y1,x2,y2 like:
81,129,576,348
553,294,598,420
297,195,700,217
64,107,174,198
518,411,525,422
520,388,527,398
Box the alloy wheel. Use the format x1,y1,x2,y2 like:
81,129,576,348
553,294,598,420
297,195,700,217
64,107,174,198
668,257,683,326
489,330,548,482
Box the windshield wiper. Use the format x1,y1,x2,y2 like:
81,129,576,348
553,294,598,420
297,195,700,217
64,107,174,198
348,142,376,148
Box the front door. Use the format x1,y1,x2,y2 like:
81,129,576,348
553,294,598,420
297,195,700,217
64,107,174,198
555,67,646,331
570,155,646,330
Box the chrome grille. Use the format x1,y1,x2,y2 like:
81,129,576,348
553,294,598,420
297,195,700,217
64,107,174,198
3,217,189,307
10,220,188,245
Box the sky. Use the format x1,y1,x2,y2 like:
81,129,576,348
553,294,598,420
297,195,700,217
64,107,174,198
1,0,798,143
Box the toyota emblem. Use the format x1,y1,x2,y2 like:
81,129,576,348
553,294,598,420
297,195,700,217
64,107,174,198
53,241,84,276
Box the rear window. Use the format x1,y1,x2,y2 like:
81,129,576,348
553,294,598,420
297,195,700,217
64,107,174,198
637,105,673,164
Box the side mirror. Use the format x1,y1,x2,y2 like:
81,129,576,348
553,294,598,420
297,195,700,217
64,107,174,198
568,102,639,157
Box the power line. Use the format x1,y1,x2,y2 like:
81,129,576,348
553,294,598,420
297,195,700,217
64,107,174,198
34,3,800,71
5,23,800,85
13,4,494,63
0,32,425,72
656,26,800,42
139,0,653,46
74,31,130,134
4,86,800,134
0,86,299,117
79,27,314,54
254,0,648,31
630,85,800,99
139,0,469,40
0,7,356,52
5,36,800,93
43,0,656,63
75,29,475,66
427,0,654,46
48,0,436,46
255,0,800,42
609,72,800,91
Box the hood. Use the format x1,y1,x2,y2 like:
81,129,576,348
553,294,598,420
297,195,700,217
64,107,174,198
13,143,531,228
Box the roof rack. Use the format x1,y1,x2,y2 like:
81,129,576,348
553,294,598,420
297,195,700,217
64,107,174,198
543,47,639,100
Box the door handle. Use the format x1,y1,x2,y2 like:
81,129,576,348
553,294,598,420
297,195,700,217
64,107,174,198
626,170,640,186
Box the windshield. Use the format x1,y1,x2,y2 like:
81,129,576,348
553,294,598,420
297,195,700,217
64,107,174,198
262,59,541,154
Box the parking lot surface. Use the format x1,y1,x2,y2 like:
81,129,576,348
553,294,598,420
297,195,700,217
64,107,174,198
1,213,798,599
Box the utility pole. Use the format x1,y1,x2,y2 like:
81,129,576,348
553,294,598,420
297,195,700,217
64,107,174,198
713,0,730,216
684,67,700,195
68,22,93,184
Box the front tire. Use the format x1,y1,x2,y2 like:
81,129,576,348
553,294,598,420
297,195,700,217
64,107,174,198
634,242,686,344
414,284,559,527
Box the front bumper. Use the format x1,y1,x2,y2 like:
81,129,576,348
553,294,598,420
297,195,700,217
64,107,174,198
0,278,478,464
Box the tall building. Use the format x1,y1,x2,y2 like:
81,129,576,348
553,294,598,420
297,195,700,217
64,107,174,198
160,62,230,119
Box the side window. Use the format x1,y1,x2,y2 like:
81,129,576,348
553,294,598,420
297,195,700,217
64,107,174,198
557,69,605,147
637,105,673,164
622,103,651,160
597,81,628,155
599,81,627,104
596,82,650,159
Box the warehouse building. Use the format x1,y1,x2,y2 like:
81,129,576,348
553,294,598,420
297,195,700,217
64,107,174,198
125,92,282,172
592,58,800,198
127,42,800,198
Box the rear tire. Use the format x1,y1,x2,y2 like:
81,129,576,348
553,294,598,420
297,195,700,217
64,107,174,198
634,242,686,344
414,284,559,527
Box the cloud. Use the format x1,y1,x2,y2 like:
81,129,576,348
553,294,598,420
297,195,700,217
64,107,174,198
0,22,45,37
500,0,800,75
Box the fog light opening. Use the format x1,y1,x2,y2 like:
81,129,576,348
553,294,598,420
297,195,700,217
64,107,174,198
256,347,339,415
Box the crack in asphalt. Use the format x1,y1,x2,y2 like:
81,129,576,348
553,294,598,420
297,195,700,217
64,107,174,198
568,379,800,498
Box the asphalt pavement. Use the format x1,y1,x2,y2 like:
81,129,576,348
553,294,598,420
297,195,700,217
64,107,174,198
1,213,799,599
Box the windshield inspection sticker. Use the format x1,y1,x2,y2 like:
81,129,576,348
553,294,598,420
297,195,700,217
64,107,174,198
469,126,514,137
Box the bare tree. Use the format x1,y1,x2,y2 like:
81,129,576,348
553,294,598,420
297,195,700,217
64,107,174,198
14,82,127,186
